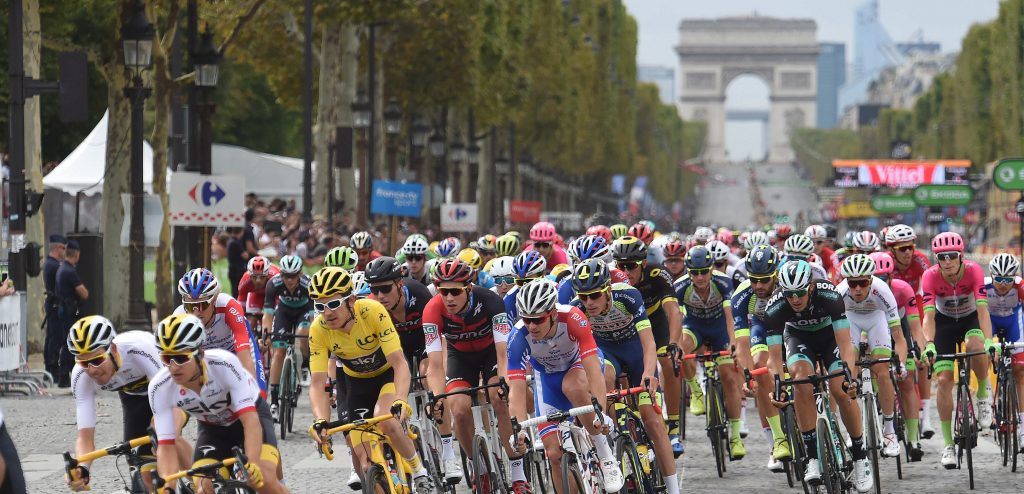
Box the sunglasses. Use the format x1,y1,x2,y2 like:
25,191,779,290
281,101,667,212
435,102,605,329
160,351,196,367
936,252,960,261
814,240,825,245
846,248,860,255
749,275,774,284
439,287,468,297
282,273,300,280
522,313,550,326
314,297,349,313
847,278,871,288
494,276,516,285
994,276,1015,284
183,300,212,312
76,352,109,368
369,283,395,295
515,277,538,287
893,245,915,253
618,261,642,271
407,255,425,262
534,242,551,249
784,289,808,299
663,257,684,262
577,289,606,301
688,268,711,276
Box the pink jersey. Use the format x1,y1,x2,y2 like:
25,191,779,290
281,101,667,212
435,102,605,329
524,243,569,270
921,260,988,318
889,278,918,319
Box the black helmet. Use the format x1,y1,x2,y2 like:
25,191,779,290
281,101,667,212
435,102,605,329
571,259,611,293
611,236,647,262
745,245,778,276
364,257,404,283
684,246,714,270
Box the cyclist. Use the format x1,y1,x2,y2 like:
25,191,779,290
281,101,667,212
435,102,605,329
149,314,289,493
435,237,461,259
782,234,828,281
775,224,793,245
870,252,925,461
351,231,381,271
611,235,684,457
661,239,688,281
489,256,517,298
835,254,909,459
693,226,716,245
558,235,629,304
504,250,548,324
984,253,1024,449
238,256,281,336
731,245,792,471
805,225,835,274
325,245,360,271
174,268,266,395
629,222,663,265
364,257,433,378
568,259,681,494
707,239,746,285
305,267,436,494
507,279,625,493
586,224,613,243
65,316,192,491
400,236,431,285
476,234,498,267
920,232,995,468
609,224,628,240
495,233,522,258
764,260,872,492
261,254,314,419
885,224,934,437
458,248,496,289
423,259,520,487
525,221,568,268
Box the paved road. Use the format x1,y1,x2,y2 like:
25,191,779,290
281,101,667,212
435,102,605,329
10,384,1024,493
694,161,818,230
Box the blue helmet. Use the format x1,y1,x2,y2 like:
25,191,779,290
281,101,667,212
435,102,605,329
570,235,610,263
745,245,779,276
571,259,611,293
513,250,547,279
177,268,220,302
684,246,714,270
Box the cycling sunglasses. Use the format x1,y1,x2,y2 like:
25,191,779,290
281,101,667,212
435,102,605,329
250,274,269,281
314,296,350,313
76,351,110,368
892,244,915,253
847,278,871,288
406,255,425,262
994,276,1015,284
183,300,212,312
494,276,516,285
749,274,774,284
160,351,196,367
534,242,552,249
783,289,808,299
936,252,960,261
618,261,643,271
439,287,468,297
577,288,607,301
282,273,300,280
369,283,396,295
688,268,711,276
522,313,551,326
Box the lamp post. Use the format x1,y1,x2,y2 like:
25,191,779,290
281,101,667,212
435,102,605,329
351,90,371,225
122,0,155,330
449,134,465,203
192,30,220,267
383,98,402,253
428,128,446,227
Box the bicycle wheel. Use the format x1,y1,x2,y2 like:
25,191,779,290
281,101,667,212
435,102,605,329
680,384,689,440
997,373,1009,466
706,380,726,478
411,424,445,492
559,453,586,494
362,464,392,494
279,356,294,440
472,434,497,494
523,444,550,494
889,371,905,479
614,434,647,494
781,407,805,492
816,418,840,494
863,393,881,494
1009,378,1020,472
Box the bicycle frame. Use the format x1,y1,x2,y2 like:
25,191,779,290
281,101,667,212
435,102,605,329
319,411,418,494
779,366,854,492
63,436,153,494
855,353,893,494
152,446,256,494
513,398,606,494
429,379,511,494
930,348,987,490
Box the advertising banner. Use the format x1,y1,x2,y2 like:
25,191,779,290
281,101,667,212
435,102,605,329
832,160,971,188
508,201,542,224
441,203,478,232
169,172,246,226
370,180,422,217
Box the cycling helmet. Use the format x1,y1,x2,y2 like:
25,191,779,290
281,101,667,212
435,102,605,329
178,268,220,302
869,252,894,275
767,230,778,245
778,260,813,291
685,246,715,270
640,219,656,232
628,223,654,244
804,225,827,240
611,236,648,262
489,256,515,278
436,237,462,258
775,224,793,238
309,267,353,299
663,240,687,259
279,254,303,274
571,259,612,293
516,279,559,316
824,225,838,240
352,271,371,298
784,234,815,257
717,229,734,246
738,231,751,248
989,253,1020,278
67,315,117,356
570,235,611,263
247,256,272,276
931,232,964,254
609,224,628,240
550,264,572,279
843,231,857,248
402,236,430,257
495,234,521,257
746,245,779,276
586,225,612,243
155,314,206,353
350,231,373,250
513,250,548,279
693,227,715,243
457,248,484,271
364,257,403,283
885,224,917,246
840,254,876,279
705,240,730,262
852,231,880,252
477,234,498,252
744,231,770,251
530,221,557,242
433,258,475,284
325,246,359,270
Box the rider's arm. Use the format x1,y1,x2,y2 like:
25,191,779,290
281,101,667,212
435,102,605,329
570,311,607,409
422,297,447,396
261,280,277,339
762,296,786,377
148,374,182,478
238,410,264,469
921,271,937,343
71,370,98,464
878,281,908,361
224,299,258,380
971,266,994,340
492,311,511,380
506,325,531,422
376,308,411,403
656,270,682,345
834,316,857,372
308,325,331,420
508,378,529,422
724,304,751,370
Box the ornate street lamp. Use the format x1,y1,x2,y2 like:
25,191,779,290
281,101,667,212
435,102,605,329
351,90,371,129
428,130,446,158
193,30,221,87
121,1,155,78
384,97,403,136
412,115,430,148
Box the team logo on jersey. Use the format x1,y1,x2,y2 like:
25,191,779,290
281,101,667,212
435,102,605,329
357,333,379,349
198,445,217,457
424,324,439,347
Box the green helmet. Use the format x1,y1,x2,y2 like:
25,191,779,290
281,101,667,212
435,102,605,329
495,234,521,257
778,260,813,291
609,224,628,240
324,246,358,271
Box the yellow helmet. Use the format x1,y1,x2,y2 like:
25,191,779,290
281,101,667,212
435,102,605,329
549,263,571,278
156,314,206,353
309,267,353,300
67,315,117,356
495,234,521,257
457,248,484,271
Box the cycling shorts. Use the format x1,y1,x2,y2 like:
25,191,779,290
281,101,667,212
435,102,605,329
846,311,893,357
784,329,843,374
684,315,730,353
445,343,498,392
651,319,670,352
271,306,314,348
991,306,1024,356
399,331,427,371
192,398,278,465
120,391,155,457
532,354,606,439
597,336,651,388
934,311,983,363
339,367,396,428
749,319,769,355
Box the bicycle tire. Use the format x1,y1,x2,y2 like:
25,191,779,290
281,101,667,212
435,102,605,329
706,379,726,478
472,434,497,494
279,355,294,440
998,373,1009,466
780,407,801,491
614,434,647,494
964,389,976,490
362,464,392,494
411,424,446,492
863,393,881,494
522,444,549,494
1009,378,1020,472
889,369,905,479
559,452,587,494
816,418,840,494
680,384,689,440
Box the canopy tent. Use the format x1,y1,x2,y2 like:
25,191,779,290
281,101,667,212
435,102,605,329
44,111,310,199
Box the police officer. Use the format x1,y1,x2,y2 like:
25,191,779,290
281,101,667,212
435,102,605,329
54,240,88,387
42,234,66,380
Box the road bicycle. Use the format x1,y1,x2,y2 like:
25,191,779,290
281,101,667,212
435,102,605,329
683,350,733,477
661,346,689,445
605,385,658,494
513,397,608,494
63,435,153,493
773,368,810,494
428,379,512,494
854,349,895,494
993,340,1024,471
276,332,307,439
928,348,987,490
406,357,450,494
152,446,258,494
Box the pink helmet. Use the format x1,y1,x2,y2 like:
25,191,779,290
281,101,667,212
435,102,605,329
869,252,894,275
717,229,734,245
931,232,964,254
530,221,557,242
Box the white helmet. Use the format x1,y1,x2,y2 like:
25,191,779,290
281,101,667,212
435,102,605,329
840,254,876,279
884,224,916,246
778,260,813,291
852,231,880,252
804,225,827,240
351,231,373,250
278,254,303,274
178,268,220,302
989,253,1020,278
744,231,770,251
784,234,815,257
67,315,117,356
705,240,730,262
515,279,559,317
488,256,516,277
403,236,430,256
693,227,715,243
155,314,207,353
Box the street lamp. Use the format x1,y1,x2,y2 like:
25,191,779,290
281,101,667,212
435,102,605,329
351,89,371,224
412,116,430,148
467,142,481,166
352,90,371,129
121,0,154,331
428,130,446,158
384,98,403,136
193,30,221,87
449,134,466,163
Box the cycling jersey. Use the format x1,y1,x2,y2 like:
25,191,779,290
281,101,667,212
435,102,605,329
764,281,850,372
674,271,733,320
983,277,1024,318
72,331,162,429
836,277,900,355
371,279,432,366
355,250,383,271
406,270,431,287
724,263,747,286
554,268,630,305
262,274,313,313
569,282,652,342
477,271,496,289
524,243,569,270
921,261,988,319
889,279,918,320
890,250,930,293
172,294,266,394
731,279,779,353
507,305,598,377
149,349,261,444
308,299,402,378
423,286,511,354
818,246,835,273
624,263,677,348
237,265,281,315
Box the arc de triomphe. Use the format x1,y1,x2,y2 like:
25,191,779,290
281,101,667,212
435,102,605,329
676,16,818,164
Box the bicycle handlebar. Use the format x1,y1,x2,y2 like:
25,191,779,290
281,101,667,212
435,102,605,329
926,350,989,379
63,435,152,482
683,350,731,360
512,396,603,432
152,446,249,490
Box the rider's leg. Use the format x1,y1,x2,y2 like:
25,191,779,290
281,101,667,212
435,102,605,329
830,372,865,461
899,358,921,441
269,346,285,405
720,359,744,437
966,331,991,399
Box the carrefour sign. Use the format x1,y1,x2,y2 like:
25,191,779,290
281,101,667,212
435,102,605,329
169,172,246,226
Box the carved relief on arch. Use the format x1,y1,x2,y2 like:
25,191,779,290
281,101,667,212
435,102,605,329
721,67,774,92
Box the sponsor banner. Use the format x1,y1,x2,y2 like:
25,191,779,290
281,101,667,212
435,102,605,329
832,159,971,188
370,180,422,217
441,203,478,232
169,172,246,226
508,201,542,224
0,296,22,371
540,211,584,231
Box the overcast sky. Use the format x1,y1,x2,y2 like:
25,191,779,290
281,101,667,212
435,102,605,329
622,0,1004,160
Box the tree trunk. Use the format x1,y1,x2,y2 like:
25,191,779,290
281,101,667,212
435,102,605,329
22,0,45,349
313,23,359,226
151,23,174,318
101,53,132,325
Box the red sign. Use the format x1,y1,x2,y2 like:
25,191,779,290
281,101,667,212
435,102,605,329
509,201,542,224
1005,210,1021,223
832,159,971,188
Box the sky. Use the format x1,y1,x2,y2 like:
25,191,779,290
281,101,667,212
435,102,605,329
622,0,1004,160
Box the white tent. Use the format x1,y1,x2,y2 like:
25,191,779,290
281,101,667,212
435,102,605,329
44,111,310,199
